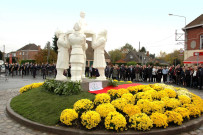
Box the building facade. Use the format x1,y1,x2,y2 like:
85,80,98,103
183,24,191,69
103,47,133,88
183,14,203,64
16,43,41,61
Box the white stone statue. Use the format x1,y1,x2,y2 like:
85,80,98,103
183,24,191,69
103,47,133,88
79,11,87,33
69,22,86,82
82,43,88,78
92,30,107,80
55,30,70,81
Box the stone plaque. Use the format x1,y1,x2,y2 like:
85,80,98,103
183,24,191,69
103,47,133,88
191,41,196,49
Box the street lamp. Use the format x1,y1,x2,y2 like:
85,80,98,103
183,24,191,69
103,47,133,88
168,14,186,26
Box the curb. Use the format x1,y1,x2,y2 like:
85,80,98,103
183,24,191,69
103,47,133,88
6,98,203,135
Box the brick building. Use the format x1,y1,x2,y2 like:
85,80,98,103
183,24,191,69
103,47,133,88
183,14,203,64
16,43,41,61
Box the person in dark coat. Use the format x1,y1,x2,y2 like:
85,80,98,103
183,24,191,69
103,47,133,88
112,66,119,80
156,66,162,83
41,63,46,79
85,65,89,77
176,65,182,85
180,68,186,86
119,65,125,81
105,65,111,78
197,64,203,90
185,67,191,87
147,65,152,82
128,65,135,81
22,64,26,78
134,64,140,82
67,65,71,77
33,64,37,78
143,65,148,82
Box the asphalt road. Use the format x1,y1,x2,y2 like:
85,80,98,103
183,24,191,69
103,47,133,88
0,73,52,91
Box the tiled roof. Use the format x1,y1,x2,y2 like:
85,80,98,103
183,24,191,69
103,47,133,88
116,59,127,63
184,56,203,63
17,43,39,51
185,14,203,29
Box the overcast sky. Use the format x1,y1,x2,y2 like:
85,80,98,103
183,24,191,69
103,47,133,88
0,0,202,56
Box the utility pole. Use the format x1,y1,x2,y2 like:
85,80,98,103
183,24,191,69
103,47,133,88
47,42,50,63
3,45,5,62
197,52,199,66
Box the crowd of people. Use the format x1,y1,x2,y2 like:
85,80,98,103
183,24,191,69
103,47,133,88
3,62,203,90
104,64,203,90
4,63,57,79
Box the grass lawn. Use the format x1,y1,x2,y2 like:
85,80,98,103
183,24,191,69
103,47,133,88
10,87,95,126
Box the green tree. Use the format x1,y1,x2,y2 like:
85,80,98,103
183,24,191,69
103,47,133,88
127,61,137,66
139,47,146,53
109,49,123,63
0,51,2,60
52,35,58,54
120,43,136,53
35,49,57,64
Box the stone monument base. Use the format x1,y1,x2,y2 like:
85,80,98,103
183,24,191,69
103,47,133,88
81,78,109,92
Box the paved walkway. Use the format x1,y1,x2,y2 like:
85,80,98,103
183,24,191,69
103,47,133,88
0,79,202,134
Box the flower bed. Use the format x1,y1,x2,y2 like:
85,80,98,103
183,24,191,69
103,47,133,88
59,83,203,132
19,82,44,93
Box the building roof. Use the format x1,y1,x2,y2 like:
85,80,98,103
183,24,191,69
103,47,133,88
115,59,127,63
155,59,170,65
184,55,203,64
185,14,203,30
86,40,110,60
17,43,40,51
123,50,151,63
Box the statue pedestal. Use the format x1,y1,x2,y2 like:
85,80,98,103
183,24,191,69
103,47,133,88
81,78,109,92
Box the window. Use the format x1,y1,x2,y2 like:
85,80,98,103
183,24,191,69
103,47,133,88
200,35,203,49
22,52,24,55
19,52,21,55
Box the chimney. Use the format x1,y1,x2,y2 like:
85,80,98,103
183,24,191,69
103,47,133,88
147,51,149,56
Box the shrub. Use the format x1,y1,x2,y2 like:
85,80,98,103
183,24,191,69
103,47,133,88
105,112,127,131
123,104,141,117
150,112,168,128
164,88,177,98
182,104,201,117
174,107,190,119
108,79,118,87
94,93,111,106
165,111,183,125
161,97,181,109
43,79,81,95
111,98,128,110
73,99,94,114
178,95,191,104
129,113,153,131
107,89,118,99
121,93,135,104
137,99,152,115
95,103,116,118
81,111,101,129
127,86,139,95
60,109,78,126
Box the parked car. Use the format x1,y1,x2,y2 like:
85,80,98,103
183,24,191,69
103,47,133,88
0,60,5,73
0,64,5,73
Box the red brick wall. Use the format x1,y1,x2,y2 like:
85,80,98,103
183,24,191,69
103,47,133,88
186,26,203,50
16,50,39,61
